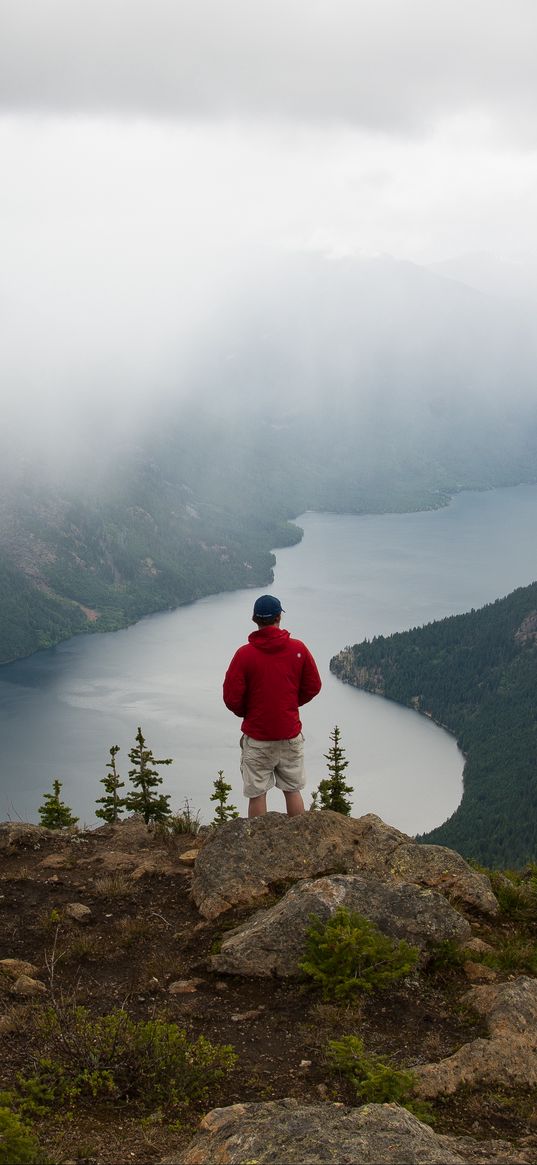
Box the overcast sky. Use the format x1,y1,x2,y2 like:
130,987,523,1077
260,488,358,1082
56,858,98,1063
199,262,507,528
2,0,537,446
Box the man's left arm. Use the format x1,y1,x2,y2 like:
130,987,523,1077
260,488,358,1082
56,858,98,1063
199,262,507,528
298,647,322,706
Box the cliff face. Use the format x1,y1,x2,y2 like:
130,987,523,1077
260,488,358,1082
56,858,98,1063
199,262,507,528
1,813,536,1164
331,648,386,694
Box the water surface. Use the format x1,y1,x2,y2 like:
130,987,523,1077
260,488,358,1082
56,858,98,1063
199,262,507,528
1,483,536,832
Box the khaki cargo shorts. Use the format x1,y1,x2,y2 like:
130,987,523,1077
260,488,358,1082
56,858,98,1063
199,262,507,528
240,733,306,798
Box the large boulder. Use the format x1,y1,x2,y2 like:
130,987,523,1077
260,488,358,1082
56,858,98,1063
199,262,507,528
179,1099,531,1164
416,977,537,1098
191,813,498,920
211,874,471,978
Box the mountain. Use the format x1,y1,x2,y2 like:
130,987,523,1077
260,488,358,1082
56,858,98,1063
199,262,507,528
330,580,537,867
2,253,537,663
428,251,537,303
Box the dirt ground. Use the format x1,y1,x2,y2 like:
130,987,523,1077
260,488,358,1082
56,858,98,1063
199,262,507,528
1,820,536,1163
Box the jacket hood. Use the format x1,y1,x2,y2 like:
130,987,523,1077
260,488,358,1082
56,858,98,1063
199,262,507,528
248,626,291,653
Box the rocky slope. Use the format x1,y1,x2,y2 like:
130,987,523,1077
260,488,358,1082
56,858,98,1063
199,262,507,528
1,812,536,1164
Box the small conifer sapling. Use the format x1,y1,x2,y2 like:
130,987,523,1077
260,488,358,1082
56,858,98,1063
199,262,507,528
125,727,173,825
96,744,126,824
38,779,79,829
210,770,239,824
315,725,354,815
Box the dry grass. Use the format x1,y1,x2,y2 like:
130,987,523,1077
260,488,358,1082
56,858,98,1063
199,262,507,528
61,933,103,964
419,1029,448,1061
114,916,156,949
0,1001,34,1035
93,870,134,897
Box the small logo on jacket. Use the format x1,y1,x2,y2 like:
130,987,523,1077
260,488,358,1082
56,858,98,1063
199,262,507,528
297,652,302,657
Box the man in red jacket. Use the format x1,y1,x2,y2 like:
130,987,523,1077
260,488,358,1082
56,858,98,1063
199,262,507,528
223,594,322,818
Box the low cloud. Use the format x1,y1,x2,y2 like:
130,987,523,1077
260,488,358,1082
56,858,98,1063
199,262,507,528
2,0,537,141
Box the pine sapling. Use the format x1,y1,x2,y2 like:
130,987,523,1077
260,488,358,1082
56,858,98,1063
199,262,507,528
96,745,126,824
315,725,354,815
210,770,239,824
125,727,173,825
38,779,79,829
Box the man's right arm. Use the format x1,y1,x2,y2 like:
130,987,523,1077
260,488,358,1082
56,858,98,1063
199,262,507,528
223,650,248,718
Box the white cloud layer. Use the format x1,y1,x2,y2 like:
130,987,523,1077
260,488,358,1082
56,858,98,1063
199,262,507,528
2,0,537,141
2,0,537,454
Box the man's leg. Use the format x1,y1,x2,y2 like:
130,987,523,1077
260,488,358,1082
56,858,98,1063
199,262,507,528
283,789,305,817
248,793,267,818
276,735,306,817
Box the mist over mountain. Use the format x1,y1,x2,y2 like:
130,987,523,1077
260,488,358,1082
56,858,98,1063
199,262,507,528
1,252,537,663
176,252,537,493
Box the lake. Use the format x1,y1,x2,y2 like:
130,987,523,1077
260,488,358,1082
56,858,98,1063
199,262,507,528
1,482,537,833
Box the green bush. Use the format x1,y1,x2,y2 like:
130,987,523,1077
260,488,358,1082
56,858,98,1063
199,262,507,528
14,1006,236,1115
327,1035,433,1122
426,939,468,973
488,871,537,922
0,1106,44,1164
327,1034,414,1102
299,907,418,1001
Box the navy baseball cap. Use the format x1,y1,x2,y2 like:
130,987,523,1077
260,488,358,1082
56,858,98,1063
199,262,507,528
253,594,284,619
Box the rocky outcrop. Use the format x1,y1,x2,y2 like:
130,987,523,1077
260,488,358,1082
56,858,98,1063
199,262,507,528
64,903,92,922
514,611,537,645
180,1099,532,1164
211,874,471,978
416,976,537,1097
79,848,180,878
191,813,498,920
0,958,40,979
0,822,65,850
11,974,47,996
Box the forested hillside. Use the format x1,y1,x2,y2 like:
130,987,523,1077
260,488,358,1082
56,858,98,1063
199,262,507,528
3,253,537,664
0,452,302,664
330,582,537,867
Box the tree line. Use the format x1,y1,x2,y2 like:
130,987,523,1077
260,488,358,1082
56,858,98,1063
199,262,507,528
37,725,355,830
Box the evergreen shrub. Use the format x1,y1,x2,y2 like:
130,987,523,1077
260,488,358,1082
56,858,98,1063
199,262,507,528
313,726,354,815
38,780,78,830
210,771,239,824
125,727,173,824
95,744,126,823
0,1105,44,1164
299,907,418,1001
327,1035,433,1121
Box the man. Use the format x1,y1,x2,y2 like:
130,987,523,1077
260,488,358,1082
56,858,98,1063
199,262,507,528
223,594,321,817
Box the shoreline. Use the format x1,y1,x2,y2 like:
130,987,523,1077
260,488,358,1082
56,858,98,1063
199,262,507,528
2,478,537,670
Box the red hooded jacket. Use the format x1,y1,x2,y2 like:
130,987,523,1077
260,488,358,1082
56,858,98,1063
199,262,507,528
223,625,322,740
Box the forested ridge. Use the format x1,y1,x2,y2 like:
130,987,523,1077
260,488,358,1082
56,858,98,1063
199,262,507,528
0,437,303,664
330,583,537,867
